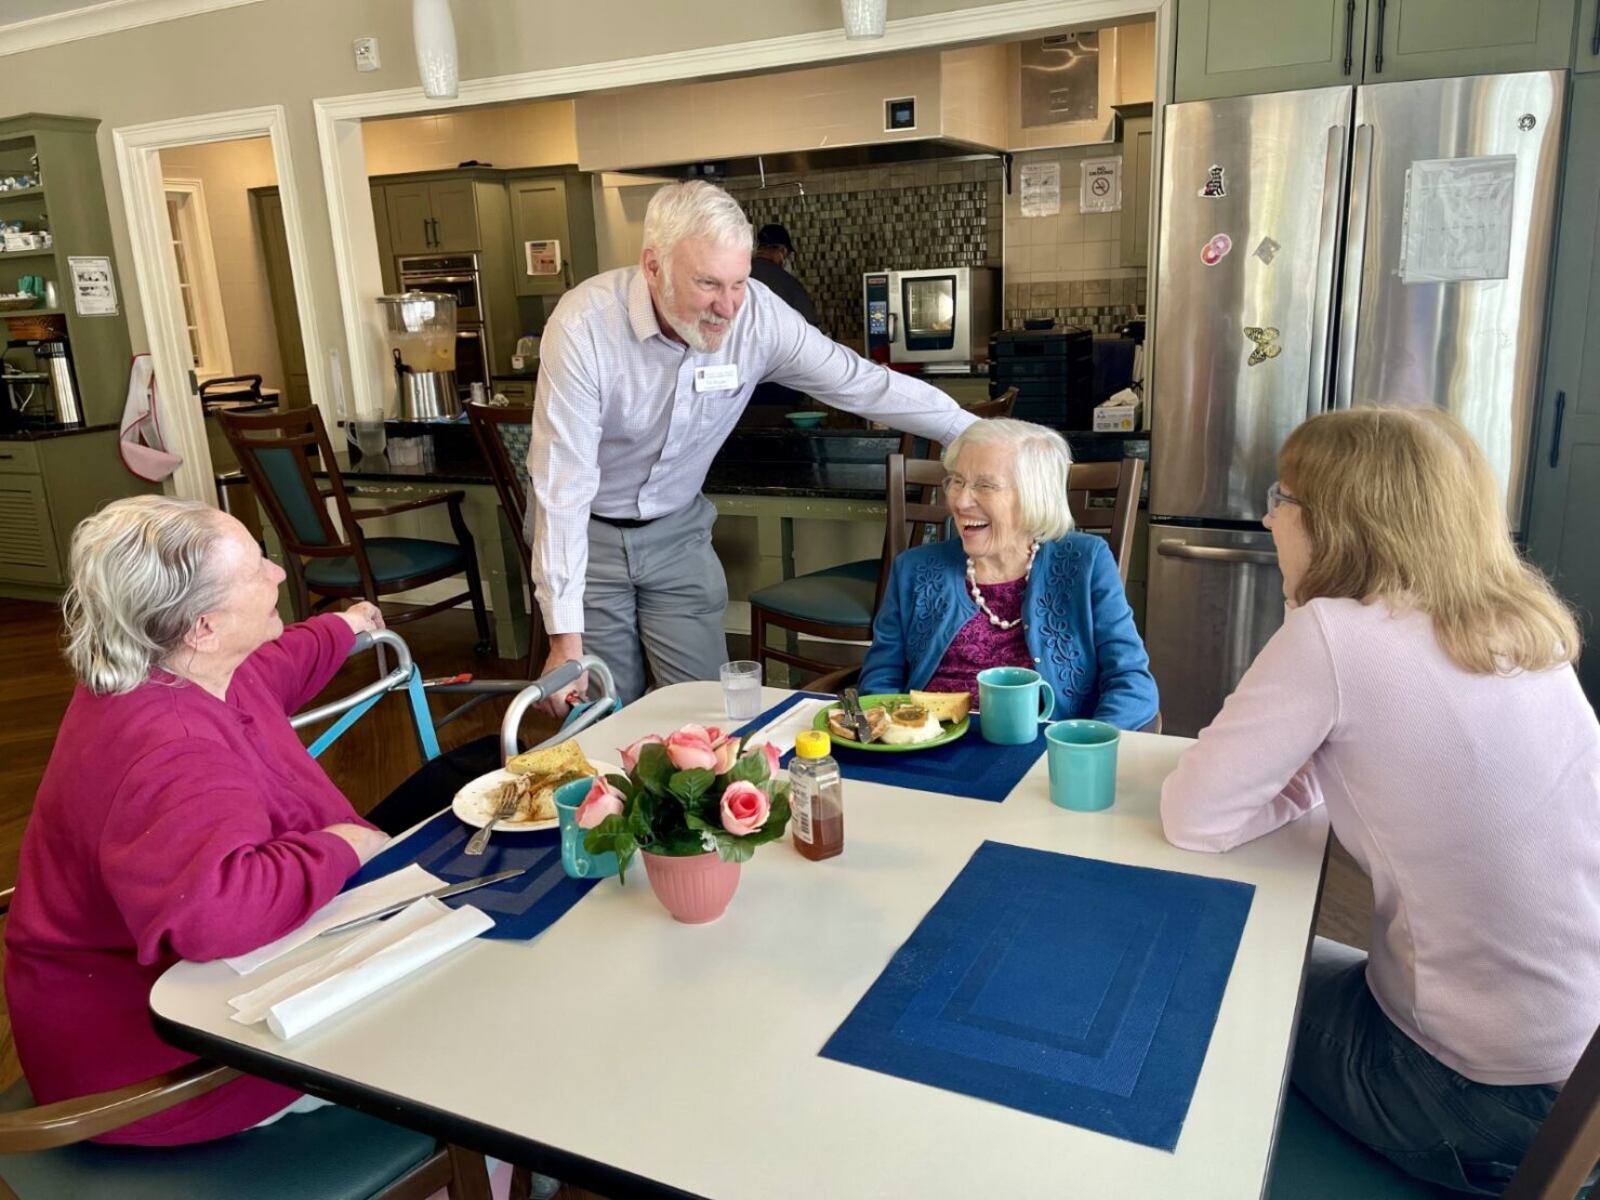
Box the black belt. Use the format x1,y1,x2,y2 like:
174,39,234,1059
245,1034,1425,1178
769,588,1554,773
591,512,659,529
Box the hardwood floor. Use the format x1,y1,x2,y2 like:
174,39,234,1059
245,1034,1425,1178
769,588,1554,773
0,597,1373,1098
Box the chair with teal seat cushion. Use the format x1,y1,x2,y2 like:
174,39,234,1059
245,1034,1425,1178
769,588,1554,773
466,401,547,670
221,407,492,655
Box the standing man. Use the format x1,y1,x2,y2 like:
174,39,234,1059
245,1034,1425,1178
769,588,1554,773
528,181,975,709
748,223,820,327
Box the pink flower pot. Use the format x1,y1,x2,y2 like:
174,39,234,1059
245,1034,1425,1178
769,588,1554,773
641,850,742,924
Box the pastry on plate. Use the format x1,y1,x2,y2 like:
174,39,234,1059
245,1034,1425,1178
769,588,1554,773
826,704,890,743
879,702,944,746
909,689,971,724
500,741,596,821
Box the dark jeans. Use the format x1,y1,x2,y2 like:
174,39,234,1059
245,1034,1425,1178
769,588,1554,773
1292,938,1567,1196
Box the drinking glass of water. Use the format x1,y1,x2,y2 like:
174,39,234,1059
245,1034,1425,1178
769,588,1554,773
720,660,763,721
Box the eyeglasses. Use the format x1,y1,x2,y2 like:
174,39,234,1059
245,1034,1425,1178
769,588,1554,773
941,475,1009,497
1266,481,1302,515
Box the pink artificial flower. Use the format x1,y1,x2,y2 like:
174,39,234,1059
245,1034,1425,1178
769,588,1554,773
720,781,771,837
759,742,782,778
665,724,718,772
576,777,626,829
620,733,665,773
711,734,740,776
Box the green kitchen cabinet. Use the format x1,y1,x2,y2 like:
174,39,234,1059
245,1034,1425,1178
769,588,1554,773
507,171,597,298
0,467,58,586
1527,73,1600,702
1119,116,1154,268
427,179,480,253
1175,0,1575,100
1579,0,1600,72
382,181,435,255
377,176,484,256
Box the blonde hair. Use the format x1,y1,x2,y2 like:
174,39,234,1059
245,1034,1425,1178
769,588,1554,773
1280,408,1579,674
943,418,1075,543
62,496,231,695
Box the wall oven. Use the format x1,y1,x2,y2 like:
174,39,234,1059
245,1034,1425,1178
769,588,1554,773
397,253,490,394
862,266,998,371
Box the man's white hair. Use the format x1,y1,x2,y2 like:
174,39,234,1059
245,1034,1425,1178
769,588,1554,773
641,180,753,266
62,495,232,695
943,418,1077,543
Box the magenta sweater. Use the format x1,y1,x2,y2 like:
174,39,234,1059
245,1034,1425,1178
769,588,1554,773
4,615,369,1145
1161,598,1600,1086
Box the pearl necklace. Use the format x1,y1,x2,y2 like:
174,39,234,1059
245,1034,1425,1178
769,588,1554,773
965,542,1039,630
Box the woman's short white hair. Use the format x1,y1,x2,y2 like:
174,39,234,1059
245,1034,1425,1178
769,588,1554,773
62,495,232,696
943,418,1076,543
641,180,753,266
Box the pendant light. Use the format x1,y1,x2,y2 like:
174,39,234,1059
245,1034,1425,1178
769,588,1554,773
841,0,887,39
413,0,459,99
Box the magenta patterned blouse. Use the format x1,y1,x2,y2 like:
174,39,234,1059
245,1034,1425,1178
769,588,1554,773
923,577,1034,705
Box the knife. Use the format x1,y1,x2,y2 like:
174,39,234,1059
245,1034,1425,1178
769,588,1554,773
839,687,876,744
317,867,527,938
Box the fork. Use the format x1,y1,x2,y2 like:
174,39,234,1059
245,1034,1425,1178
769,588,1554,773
464,788,518,857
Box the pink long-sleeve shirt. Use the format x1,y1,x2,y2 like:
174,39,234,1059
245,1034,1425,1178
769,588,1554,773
4,615,370,1145
1160,597,1600,1087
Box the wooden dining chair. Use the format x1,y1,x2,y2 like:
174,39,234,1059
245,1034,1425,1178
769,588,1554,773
220,407,492,653
465,401,546,669
1268,1017,1600,1199
0,887,496,1200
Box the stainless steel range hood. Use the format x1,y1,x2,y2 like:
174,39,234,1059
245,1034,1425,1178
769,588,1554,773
611,137,1002,182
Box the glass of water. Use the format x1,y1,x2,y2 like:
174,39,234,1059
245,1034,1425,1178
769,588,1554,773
719,660,763,722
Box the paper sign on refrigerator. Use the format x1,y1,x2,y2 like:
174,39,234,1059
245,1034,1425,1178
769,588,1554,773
1398,155,1516,285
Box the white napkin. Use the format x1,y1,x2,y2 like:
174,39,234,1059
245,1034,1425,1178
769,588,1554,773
223,864,443,975
228,897,493,1040
742,697,833,756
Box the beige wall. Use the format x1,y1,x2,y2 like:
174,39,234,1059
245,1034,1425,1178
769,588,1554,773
158,136,285,390
939,44,1009,148
0,0,1086,412
362,100,578,176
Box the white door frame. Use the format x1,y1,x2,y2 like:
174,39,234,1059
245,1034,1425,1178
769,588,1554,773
113,105,322,504
314,0,1175,426
160,177,235,381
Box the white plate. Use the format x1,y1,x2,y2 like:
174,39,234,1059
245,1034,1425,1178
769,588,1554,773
452,761,623,832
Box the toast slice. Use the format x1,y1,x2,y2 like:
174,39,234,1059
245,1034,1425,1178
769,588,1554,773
910,689,972,724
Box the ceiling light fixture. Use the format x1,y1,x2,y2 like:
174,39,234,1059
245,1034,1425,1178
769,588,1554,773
841,0,887,40
413,0,459,99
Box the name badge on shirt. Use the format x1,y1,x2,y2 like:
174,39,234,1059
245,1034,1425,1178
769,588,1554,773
693,363,741,393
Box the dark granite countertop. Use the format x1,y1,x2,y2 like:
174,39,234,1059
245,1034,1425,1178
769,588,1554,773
0,420,118,442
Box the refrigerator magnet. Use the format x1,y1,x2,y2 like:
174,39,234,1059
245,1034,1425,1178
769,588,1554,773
1253,237,1281,265
1201,233,1233,266
1199,165,1227,198
1244,326,1282,366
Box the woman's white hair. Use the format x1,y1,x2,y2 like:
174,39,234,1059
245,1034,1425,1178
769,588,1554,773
62,495,232,696
641,180,753,267
943,418,1076,543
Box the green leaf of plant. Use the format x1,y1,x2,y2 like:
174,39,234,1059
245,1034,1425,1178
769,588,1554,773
714,833,757,864
634,743,674,797
725,750,770,787
668,768,714,804
582,812,627,857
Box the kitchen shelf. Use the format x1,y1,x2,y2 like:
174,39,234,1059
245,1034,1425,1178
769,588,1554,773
0,307,63,317
0,187,44,200
0,248,54,260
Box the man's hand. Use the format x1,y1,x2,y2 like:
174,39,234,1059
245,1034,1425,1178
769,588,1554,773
321,823,389,865
336,602,386,636
536,632,588,717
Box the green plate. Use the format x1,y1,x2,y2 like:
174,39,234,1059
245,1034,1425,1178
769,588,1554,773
813,693,969,753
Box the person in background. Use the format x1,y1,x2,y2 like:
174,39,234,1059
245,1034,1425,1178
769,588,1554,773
5,496,388,1145
1160,408,1600,1196
858,418,1159,727
748,222,820,327
528,181,976,709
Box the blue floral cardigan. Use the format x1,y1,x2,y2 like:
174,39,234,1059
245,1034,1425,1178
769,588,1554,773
857,533,1160,730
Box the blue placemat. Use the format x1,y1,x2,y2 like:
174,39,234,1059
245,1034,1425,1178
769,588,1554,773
735,693,1045,803
820,841,1256,1150
346,810,598,941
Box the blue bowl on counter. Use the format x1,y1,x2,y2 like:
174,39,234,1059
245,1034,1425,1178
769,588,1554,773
785,411,826,428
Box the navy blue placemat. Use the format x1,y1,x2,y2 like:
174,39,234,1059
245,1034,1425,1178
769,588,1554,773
820,840,1255,1150
345,810,598,941
735,693,1045,803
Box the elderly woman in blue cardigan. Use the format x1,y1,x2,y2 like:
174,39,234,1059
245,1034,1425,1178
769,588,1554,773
858,419,1159,729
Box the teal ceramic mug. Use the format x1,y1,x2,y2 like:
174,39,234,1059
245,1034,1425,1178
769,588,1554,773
554,776,620,880
977,666,1056,745
1044,719,1120,811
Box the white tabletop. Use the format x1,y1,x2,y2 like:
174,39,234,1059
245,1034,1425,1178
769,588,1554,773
152,682,1330,1200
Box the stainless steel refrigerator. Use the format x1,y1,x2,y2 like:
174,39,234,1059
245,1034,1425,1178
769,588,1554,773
1146,71,1565,737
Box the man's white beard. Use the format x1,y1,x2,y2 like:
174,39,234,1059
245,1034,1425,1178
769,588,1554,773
659,275,730,353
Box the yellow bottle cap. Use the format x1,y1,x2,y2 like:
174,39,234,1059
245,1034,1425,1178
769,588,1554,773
795,730,831,759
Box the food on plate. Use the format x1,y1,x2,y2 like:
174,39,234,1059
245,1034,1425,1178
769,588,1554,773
909,689,972,724
499,741,596,821
879,702,945,746
826,704,890,743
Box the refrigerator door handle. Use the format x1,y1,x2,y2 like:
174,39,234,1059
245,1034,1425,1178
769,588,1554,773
1156,539,1280,567
1308,124,1349,420
1334,123,1375,410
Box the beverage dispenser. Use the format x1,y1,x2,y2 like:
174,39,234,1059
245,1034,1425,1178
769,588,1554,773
376,291,459,420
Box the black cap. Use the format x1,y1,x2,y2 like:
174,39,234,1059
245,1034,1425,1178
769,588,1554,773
756,223,795,253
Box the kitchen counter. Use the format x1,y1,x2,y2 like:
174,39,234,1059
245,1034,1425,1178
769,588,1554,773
0,420,118,441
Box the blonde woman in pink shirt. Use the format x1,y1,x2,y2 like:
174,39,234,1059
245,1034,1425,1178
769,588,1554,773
1161,409,1600,1196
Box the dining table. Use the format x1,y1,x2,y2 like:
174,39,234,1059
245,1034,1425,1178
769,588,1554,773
150,681,1331,1200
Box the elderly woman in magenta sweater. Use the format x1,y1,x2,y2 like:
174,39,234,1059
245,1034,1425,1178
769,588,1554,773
859,418,1158,729
1161,409,1600,1195
5,496,389,1146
